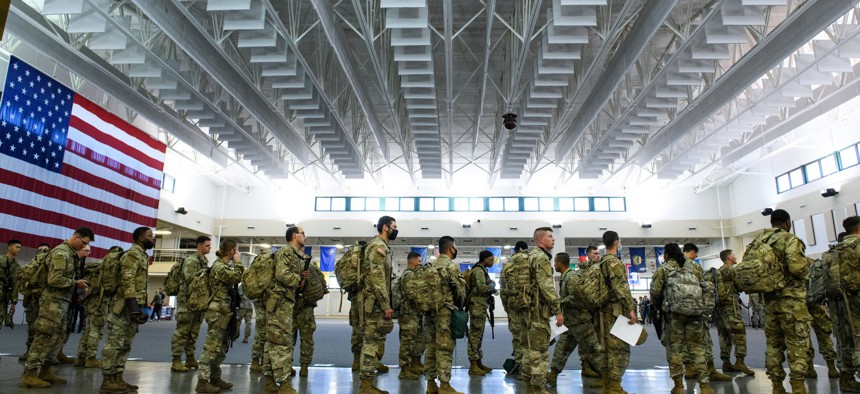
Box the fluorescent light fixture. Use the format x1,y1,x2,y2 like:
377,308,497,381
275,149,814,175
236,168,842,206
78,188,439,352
154,230,171,235
503,245,512,250
427,245,435,249
258,243,271,248
335,244,344,249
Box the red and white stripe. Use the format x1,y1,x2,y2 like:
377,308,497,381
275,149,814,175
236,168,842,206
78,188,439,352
0,94,166,258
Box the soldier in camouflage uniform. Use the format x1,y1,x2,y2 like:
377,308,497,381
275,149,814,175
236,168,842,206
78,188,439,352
20,227,92,389
262,227,304,394
466,250,497,376
0,239,21,333
681,244,730,382
292,258,329,377
806,299,838,378
651,243,714,394
750,293,765,329
759,209,812,394
834,219,860,392
250,294,267,373
75,246,123,369
424,235,465,394
596,231,638,394
194,239,245,393
499,241,529,376
358,217,397,394
714,249,754,375
20,243,51,361
397,252,425,380
170,235,211,372
99,227,155,393
547,250,604,388
237,284,254,343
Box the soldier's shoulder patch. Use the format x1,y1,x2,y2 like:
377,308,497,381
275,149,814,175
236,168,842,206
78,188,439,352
610,261,620,268
375,247,387,256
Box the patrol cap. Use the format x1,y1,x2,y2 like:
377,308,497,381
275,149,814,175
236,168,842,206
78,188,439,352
514,241,528,252
636,326,648,345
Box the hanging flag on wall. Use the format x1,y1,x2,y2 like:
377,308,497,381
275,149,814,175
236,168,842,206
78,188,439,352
304,246,313,257
486,247,502,273
654,247,665,268
630,247,647,273
410,246,427,263
578,247,587,262
0,56,166,258
319,246,336,272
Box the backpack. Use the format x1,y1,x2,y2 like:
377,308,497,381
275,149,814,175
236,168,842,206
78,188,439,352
186,267,214,313
300,262,327,304
335,241,367,295
702,267,718,313
807,257,827,304
825,237,860,297
16,251,50,297
163,259,186,296
570,258,611,311
734,230,787,294
501,252,532,309
463,264,482,304
242,249,275,300
92,250,125,296
663,263,705,316
404,264,443,314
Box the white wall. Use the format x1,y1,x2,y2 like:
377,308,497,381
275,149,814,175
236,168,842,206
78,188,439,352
157,151,224,236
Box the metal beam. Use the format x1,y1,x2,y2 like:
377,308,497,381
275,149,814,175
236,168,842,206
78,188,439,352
471,0,495,160
444,0,454,180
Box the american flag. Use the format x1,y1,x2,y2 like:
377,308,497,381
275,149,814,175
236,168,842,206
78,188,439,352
0,56,166,258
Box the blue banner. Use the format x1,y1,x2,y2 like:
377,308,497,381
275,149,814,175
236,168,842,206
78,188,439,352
319,246,336,272
487,247,502,273
630,247,647,273
578,247,587,263
460,263,472,272
654,247,665,268
304,246,313,256
410,247,428,263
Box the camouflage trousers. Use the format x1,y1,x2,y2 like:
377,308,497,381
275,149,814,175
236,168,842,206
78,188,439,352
764,300,811,382
807,302,836,362
77,295,109,358
237,307,253,339
23,294,40,352
360,300,394,381
550,317,603,372
25,296,70,370
665,314,709,384
265,297,296,384
252,299,267,360
716,305,747,360
598,305,630,382
170,308,204,358
291,304,317,365
398,311,424,367
833,295,860,373
198,310,231,381
100,298,139,375
752,307,765,329
507,307,527,365
349,298,363,355
467,303,487,361
522,315,551,387
424,307,454,382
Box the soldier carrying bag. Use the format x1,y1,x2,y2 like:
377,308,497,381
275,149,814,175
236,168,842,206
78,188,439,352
733,230,787,294
163,258,186,297
187,267,215,313
334,241,367,312
663,263,706,317
297,254,327,305
242,249,275,300
16,252,50,297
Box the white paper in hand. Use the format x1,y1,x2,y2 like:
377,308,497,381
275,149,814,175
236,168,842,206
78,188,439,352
609,315,643,346
549,316,569,341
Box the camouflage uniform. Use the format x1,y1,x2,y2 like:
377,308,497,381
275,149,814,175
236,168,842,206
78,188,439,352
551,262,604,372
25,241,78,371
101,243,148,375
170,252,208,359
251,298,267,361
750,293,765,329
76,291,108,359
651,258,709,385
521,248,561,388
467,264,495,361
292,262,328,366
423,254,465,383
832,235,860,376
237,285,253,341
264,245,302,384
806,302,836,363
197,257,244,382
500,250,529,367
0,254,20,323
398,266,424,368
359,236,394,381
760,228,811,383
349,292,363,356
598,254,636,384
715,264,747,362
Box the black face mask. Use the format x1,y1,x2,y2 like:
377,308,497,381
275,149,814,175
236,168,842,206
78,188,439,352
388,227,399,241
144,240,155,250
451,247,458,260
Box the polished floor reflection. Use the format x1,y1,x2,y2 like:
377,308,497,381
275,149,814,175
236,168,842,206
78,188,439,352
0,360,848,393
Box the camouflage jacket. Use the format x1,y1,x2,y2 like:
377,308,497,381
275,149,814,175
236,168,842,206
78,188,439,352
0,254,19,303
362,236,393,310
468,264,495,307
650,258,704,310
558,267,590,324
398,266,419,314
272,244,303,302
178,252,208,305
763,228,808,302
601,254,635,315
209,257,243,313
44,241,78,301
716,264,740,314
499,250,528,310
120,244,149,303
431,255,465,308
528,247,561,317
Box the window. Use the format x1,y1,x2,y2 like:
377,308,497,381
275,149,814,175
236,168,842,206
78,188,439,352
593,197,610,212
539,197,554,211
162,173,175,193
399,198,414,211
558,198,574,211
313,196,628,212
609,197,626,212
384,198,399,211
470,198,484,211
453,197,469,211
774,140,860,193
316,197,331,211
488,198,504,211
841,145,859,169
504,198,519,211
805,161,822,182
419,197,434,211
789,168,804,188
331,197,346,211
351,197,365,211
366,197,380,211
523,198,539,211
777,174,791,193
574,197,590,211
434,198,449,211
820,154,838,176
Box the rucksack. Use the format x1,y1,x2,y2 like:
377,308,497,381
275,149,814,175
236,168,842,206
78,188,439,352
335,241,367,295
807,257,827,304
825,237,860,297
16,251,49,297
163,259,186,296
93,250,125,296
702,267,718,313
663,263,705,316
734,230,787,294
570,258,611,311
187,267,215,313
300,262,327,304
242,249,275,300
501,252,532,309
463,264,481,304
404,264,443,314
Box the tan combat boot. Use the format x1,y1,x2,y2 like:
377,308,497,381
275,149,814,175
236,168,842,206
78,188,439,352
56,350,72,364
263,375,278,393
210,377,233,390
734,358,755,376
790,378,808,394
771,380,788,394
19,368,51,388
118,372,138,391
277,382,298,394
358,379,388,394
299,364,309,377
38,365,67,384
805,363,818,378
721,357,737,373
581,360,601,378
700,382,716,394
250,358,262,373
171,356,189,372
194,379,220,393
840,372,860,392
827,359,840,378
477,358,492,372
398,364,420,380
86,357,100,368
708,361,731,381
99,374,129,394
74,355,86,367
352,354,361,371
242,335,249,344
671,377,684,394
185,355,200,369
376,362,389,373
438,381,464,394
426,379,439,394
546,367,559,387
468,360,487,376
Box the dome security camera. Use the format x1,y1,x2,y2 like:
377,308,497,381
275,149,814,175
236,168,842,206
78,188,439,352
502,113,517,130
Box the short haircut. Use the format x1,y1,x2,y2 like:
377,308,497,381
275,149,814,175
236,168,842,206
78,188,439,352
479,250,494,262
665,243,685,265
683,243,698,253
196,235,211,245
770,209,791,226
108,246,123,253
377,216,396,233
132,227,150,242
514,241,528,252
838,231,848,243
37,243,50,248
845,216,860,234
74,227,95,241
586,245,598,254
555,252,570,265
719,249,732,263
286,226,301,242
602,231,619,247
407,252,422,261
533,227,553,241
438,236,455,253
7,239,21,247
